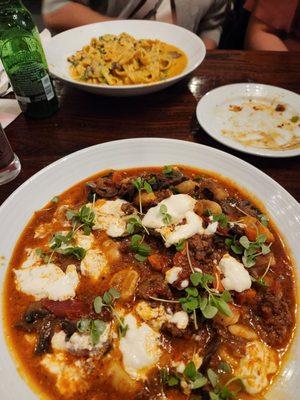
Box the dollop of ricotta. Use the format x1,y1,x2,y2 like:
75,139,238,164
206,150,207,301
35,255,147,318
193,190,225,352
14,263,79,301
92,199,136,237
219,254,251,293
119,314,161,380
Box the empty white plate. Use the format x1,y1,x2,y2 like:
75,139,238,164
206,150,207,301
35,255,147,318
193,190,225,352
196,83,300,157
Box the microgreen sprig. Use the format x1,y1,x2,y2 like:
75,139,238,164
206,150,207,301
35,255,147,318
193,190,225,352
49,231,86,260
207,368,245,400
258,214,269,227
180,272,232,324
76,318,107,345
160,204,172,225
225,234,271,268
163,165,174,175
50,196,60,204
133,177,153,214
176,239,186,252
206,211,228,229
66,204,95,235
130,234,151,262
184,361,208,389
93,288,128,338
161,368,180,387
126,215,149,235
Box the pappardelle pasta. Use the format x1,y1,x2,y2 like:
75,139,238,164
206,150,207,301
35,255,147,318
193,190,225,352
67,33,188,86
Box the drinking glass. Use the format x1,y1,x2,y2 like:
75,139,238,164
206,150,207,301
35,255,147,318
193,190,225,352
0,123,21,185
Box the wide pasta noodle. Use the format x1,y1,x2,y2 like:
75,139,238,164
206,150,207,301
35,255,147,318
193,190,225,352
67,33,188,86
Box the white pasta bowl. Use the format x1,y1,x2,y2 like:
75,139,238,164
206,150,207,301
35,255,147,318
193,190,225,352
0,138,299,399
44,20,206,96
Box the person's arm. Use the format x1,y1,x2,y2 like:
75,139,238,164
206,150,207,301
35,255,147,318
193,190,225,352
201,36,218,50
43,2,114,32
197,0,228,49
245,15,288,51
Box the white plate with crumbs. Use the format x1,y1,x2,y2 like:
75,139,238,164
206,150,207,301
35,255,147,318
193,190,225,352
196,83,300,157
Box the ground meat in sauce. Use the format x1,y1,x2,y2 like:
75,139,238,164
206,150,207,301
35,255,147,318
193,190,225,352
188,234,226,273
253,289,293,348
136,272,173,300
88,175,119,199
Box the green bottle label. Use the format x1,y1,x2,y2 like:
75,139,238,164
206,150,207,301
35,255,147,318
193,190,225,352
1,33,54,104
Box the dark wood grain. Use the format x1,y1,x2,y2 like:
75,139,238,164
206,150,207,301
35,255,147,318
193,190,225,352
1,50,300,205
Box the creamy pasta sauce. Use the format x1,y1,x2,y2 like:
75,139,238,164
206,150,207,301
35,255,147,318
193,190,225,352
68,33,188,85
4,166,296,400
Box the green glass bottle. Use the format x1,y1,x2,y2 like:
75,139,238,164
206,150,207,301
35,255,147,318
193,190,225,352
0,0,59,118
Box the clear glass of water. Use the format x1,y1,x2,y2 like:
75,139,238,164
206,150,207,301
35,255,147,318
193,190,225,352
0,123,21,185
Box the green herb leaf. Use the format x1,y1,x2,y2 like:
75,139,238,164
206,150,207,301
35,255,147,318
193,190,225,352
192,373,208,389
77,318,91,333
218,361,232,373
209,392,219,400
176,239,186,252
160,204,172,225
199,295,208,311
225,238,232,248
66,210,75,220
185,287,199,297
261,244,271,255
143,181,153,194
291,115,299,123
59,246,86,260
109,287,121,299
239,236,250,249
258,214,269,227
231,244,243,255
93,296,103,313
126,216,143,234
190,272,203,286
207,368,219,387
51,196,59,203
242,254,256,268
184,361,197,380
163,165,173,175
118,317,128,338
202,303,218,319
212,213,228,229
66,205,95,235
167,374,180,387
215,298,232,317
35,248,44,257
131,234,151,260
133,177,153,193
134,254,147,262
220,290,232,303
257,233,267,244
180,296,199,312
91,319,107,345
133,177,142,191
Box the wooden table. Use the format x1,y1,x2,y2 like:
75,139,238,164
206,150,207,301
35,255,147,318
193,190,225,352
1,50,300,205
